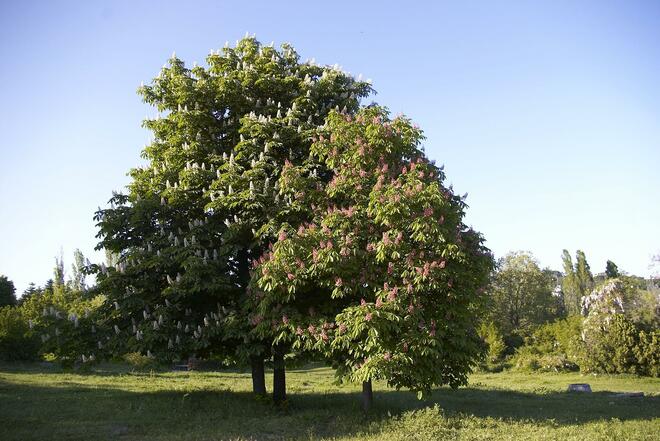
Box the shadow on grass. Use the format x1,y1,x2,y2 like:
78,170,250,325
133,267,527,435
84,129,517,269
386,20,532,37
0,365,658,441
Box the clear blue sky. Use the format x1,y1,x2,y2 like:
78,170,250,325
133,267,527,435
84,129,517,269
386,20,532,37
1,1,659,294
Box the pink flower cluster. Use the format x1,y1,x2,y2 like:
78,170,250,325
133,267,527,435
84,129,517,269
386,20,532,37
387,286,398,301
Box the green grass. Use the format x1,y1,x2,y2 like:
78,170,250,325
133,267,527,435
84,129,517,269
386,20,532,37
0,362,658,440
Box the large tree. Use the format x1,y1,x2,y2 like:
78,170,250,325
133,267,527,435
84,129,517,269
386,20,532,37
489,251,557,336
253,107,493,409
93,36,371,398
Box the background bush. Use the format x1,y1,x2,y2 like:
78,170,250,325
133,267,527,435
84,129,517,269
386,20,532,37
0,306,40,361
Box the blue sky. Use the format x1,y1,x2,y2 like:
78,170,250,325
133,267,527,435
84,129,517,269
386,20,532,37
1,0,659,294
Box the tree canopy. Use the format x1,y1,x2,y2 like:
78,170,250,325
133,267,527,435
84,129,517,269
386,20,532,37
488,251,557,336
253,106,493,397
92,37,372,382
0,275,17,308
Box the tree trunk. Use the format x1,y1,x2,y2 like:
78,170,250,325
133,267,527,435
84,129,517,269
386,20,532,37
250,355,267,396
272,346,286,405
362,380,373,413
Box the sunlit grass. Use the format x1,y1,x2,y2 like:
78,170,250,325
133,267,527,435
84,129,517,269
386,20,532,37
0,362,658,440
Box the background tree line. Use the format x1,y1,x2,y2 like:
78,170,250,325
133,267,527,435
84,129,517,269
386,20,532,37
479,250,659,376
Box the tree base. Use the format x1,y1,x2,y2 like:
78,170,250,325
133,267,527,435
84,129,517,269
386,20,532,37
362,380,373,413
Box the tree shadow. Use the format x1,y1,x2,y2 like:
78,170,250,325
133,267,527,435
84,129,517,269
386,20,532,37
1,365,658,441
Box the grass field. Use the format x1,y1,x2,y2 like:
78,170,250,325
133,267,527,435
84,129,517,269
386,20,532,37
0,362,658,440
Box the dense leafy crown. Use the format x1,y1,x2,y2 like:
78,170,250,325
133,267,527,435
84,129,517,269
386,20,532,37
93,37,372,362
253,107,493,395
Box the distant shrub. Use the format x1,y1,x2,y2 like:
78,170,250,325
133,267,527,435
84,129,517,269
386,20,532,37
578,280,659,376
527,316,583,358
478,321,506,364
635,329,659,377
510,345,578,373
0,306,40,361
578,314,659,376
123,352,159,370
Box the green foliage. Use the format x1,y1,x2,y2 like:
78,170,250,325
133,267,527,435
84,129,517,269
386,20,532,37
53,253,65,289
17,268,104,365
123,351,159,371
488,252,558,337
526,315,583,357
69,249,87,291
509,345,579,372
93,36,373,365
477,321,505,364
0,275,17,307
0,306,40,361
635,329,660,377
578,280,659,376
255,106,493,395
561,249,593,316
508,316,582,372
578,314,640,374
605,260,620,279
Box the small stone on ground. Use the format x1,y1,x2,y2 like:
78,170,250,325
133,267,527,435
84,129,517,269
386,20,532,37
567,383,592,392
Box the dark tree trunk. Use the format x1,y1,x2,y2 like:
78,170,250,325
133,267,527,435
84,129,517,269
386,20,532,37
362,380,373,413
272,345,286,405
250,355,267,396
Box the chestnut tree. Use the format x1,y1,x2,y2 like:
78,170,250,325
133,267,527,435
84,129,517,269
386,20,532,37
253,106,493,409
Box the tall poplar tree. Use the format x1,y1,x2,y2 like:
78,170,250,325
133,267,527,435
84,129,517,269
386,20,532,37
561,249,594,315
